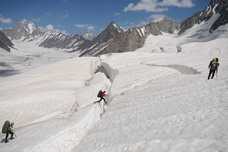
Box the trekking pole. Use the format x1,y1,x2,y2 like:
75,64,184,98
216,69,218,78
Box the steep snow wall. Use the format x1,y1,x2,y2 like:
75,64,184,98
100,62,119,82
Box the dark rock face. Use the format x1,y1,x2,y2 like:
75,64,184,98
179,0,228,35
99,28,147,55
210,0,228,32
79,22,124,56
0,31,14,52
39,31,86,49
156,17,181,34
99,18,180,55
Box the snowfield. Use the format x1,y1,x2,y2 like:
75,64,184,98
74,50,228,152
0,34,228,152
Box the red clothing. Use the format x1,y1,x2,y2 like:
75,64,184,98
101,92,106,98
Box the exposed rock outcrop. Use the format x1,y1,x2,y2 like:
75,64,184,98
0,31,14,52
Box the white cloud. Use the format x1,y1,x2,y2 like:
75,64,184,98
39,24,68,34
39,25,53,31
114,12,120,16
63,11,69,18
60,11,69,18
124,0,195,12
0,14,13,24
75,24,95,32
159,0,195,7
32,18,40,22
75,24,86,28
124,0,168,12
45,12,53,16
47,24,54,30
149,14,166,22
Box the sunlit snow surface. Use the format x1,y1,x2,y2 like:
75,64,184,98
1,30,228,151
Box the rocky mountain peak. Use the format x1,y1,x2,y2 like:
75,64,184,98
16,19,41,36
159,17,174,23
178,0,228,35
39,30,85,49
156,17,181,34
79,22,124,56
1,19,42,40
20,19,32,25
105,21,124,34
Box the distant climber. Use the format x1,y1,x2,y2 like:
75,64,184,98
208,57,219,80
2,121,15,143
94,90,107,104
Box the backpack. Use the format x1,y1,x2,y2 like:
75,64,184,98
211,61,218,70
97,90,102,97
2,120,10,133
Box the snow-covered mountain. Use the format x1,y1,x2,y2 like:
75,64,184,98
79,21,124,56
0,20,124,55
82,33,95,40
38,31,87,50
0,0,227,56
99,17,180,55
39,21,124,55
99,0,228,55
1,19,42,41
179,0,228,35
0,31,14,52
1,20,88,52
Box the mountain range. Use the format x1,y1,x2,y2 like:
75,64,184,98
0,0,227,56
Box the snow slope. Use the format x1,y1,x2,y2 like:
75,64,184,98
73,38,228,152
0,32,228,152
0,55,112,151
0,39,80,76
0,41,112,151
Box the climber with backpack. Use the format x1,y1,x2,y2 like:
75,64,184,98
208,57,219,80
2,121,15,143
94,90,107,105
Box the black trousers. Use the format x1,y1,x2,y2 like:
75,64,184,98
94,97,107,104
208,69,216,79
5,131,14,141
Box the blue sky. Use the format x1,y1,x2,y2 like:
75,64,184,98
0,0,211,36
